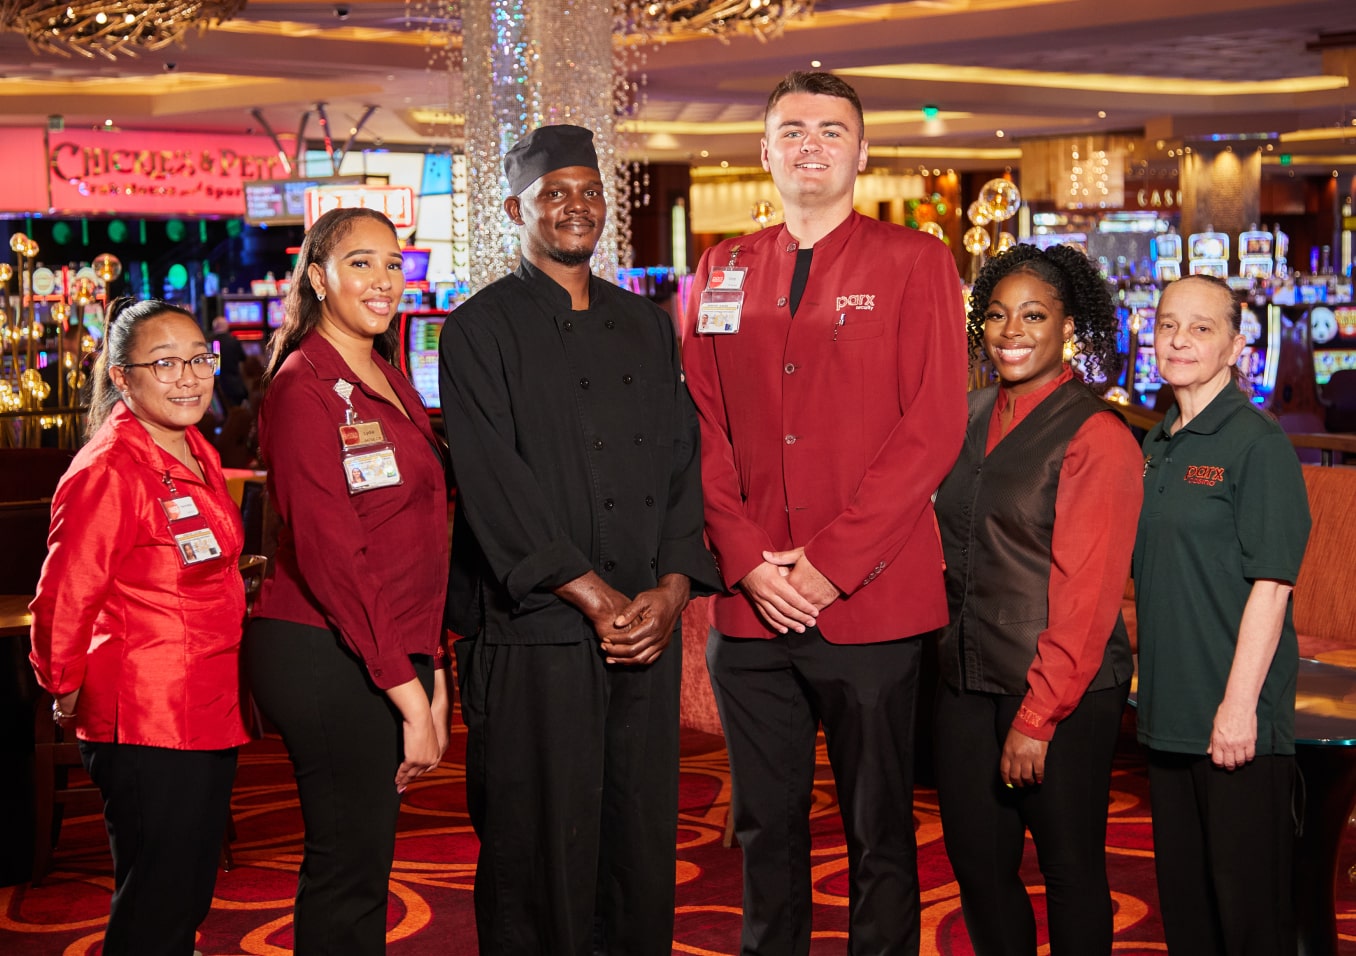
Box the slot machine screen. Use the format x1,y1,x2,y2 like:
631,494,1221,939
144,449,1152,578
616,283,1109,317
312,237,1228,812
406,313,445,409
402,248,432,284
266,298,286,329
223,299,264,327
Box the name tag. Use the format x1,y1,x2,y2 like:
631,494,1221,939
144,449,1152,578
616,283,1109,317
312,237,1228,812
160,495,200,522
339,420,388,448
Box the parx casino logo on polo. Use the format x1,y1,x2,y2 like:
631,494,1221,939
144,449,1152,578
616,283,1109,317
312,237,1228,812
835,293,875,311
1184,465,1225,487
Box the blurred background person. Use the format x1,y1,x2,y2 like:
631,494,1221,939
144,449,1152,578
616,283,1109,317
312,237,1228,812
244,207,451,955
933,244,1142,955
1135,274,1310,956
29,297,248,956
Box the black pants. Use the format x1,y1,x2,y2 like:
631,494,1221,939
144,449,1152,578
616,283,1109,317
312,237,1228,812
245,618,433,956
456,633,680,956
707,627,923,956
79,741,237,956
933,681,1129,956
1147,749,1298,956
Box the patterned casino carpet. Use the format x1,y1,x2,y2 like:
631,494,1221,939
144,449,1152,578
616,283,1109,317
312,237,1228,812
4,709,1356,955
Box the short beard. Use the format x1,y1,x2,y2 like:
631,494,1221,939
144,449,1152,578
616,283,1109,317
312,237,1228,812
547,246,594,267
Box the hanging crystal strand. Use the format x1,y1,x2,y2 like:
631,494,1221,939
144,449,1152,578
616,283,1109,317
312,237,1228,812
463,0,629,290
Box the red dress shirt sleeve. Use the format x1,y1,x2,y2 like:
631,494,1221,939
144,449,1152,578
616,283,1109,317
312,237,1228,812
990,383,1143,740
261,373,420,689
29,462,135,696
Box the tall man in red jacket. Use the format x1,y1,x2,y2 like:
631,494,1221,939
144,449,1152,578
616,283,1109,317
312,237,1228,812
683,71,968,955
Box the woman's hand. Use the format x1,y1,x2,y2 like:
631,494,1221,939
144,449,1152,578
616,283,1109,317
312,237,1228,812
1000,726,1049,788
397,713,442,792
387,677,442,793
52,690,80,728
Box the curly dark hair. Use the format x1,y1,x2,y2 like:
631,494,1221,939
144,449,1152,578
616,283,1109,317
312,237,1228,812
966,243,1122,383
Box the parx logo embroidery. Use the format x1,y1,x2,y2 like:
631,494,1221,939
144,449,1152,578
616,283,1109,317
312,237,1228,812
1184,465,1225,487
835,293,875,311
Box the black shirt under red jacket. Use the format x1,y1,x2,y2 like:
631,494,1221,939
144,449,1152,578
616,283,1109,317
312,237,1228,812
253,331,449,689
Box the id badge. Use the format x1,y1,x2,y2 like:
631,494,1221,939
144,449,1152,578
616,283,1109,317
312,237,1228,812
696,288,744,334
174,527,223,566
343,445,403,494
338,414,402,494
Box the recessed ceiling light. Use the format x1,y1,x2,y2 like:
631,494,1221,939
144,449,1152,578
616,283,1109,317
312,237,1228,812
1097,110,1106,118
995,129,1004,138
700,149,709,157
810,60,821,68
720,160,729,168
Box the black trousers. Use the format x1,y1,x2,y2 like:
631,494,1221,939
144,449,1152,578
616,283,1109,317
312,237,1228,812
933,681,1129,956
79,741,237,956
456,633,681,956
707,627,923,956
1147,749,1298,956
245,618,433,956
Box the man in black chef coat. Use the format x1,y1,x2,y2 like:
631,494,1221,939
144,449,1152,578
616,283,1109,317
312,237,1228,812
438,124,717,956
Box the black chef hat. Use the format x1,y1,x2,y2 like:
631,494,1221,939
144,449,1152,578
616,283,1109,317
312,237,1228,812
503,124,599,196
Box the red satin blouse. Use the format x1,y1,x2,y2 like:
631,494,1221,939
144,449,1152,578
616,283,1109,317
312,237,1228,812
29,402,250,751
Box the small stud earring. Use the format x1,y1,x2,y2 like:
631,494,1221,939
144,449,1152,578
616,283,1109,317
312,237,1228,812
316,291,326,302
1062,338,1076,362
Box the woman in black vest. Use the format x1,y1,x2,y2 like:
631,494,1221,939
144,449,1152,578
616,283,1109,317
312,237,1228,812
933,243,1143,956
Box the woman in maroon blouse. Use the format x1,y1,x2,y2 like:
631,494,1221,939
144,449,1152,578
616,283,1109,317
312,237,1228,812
245,208,451,954
932,244,1143,956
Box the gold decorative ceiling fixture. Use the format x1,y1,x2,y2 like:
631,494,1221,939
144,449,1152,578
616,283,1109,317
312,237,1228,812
620,0,816,43
0,1,248,60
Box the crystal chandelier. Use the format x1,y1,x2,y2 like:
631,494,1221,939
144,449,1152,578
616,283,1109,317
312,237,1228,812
620,0,816,42
0,1,248,59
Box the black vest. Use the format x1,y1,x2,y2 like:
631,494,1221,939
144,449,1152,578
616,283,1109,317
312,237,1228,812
934,380,1133,695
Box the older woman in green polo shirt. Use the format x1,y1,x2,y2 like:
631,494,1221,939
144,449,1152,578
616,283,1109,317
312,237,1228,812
1134,274,1310,956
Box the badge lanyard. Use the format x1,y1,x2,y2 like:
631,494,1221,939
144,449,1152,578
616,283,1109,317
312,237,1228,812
696,245,746,335
160,471,223,567
334,378,404,495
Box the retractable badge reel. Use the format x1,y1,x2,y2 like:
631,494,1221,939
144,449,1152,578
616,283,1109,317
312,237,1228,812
334,379,403,494
696,246,746,335
160,473,223,567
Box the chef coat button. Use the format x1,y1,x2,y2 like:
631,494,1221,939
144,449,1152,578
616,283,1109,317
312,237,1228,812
634,434,645,446
650,558,657,569
645,495,655,506
785,242,797,253
784,363,796,374
594,439,604,450
604,498,615,510
605,319,616,329
579,377,590,389
603,560,616,572
785,434,797,445
622,374,634,385
777,296,788,307
563,319,573,331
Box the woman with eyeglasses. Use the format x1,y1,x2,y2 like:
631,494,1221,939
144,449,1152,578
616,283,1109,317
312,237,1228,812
29,297,248,956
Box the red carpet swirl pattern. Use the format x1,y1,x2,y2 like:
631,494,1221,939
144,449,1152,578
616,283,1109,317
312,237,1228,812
4,706,1356,954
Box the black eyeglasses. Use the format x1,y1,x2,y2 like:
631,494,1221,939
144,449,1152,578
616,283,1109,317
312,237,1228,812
119,353,220,384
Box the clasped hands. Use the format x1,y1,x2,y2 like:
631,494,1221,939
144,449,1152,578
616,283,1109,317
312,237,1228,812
560,571,690,666
739,547,840,634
